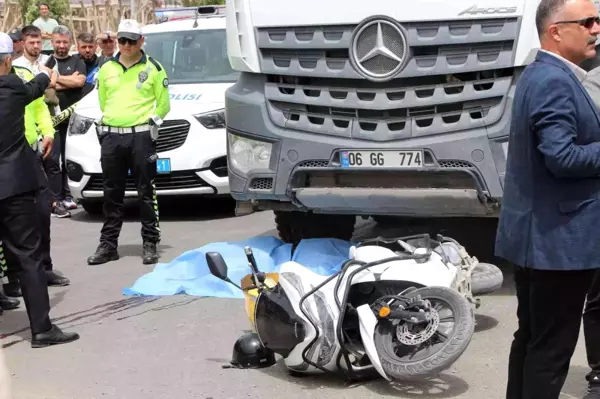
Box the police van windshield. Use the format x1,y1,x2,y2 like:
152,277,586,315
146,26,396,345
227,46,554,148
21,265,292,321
143,28,239,84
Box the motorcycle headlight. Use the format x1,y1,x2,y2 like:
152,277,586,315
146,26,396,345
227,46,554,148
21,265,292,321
68,113,94,135
228,133,272,174
194,109,225,129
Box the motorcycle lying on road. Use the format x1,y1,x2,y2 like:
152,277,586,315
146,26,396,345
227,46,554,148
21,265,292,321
206,233,502,382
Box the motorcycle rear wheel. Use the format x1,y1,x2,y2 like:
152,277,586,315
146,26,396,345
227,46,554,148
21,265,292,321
373,286,475,381
471,262,504,296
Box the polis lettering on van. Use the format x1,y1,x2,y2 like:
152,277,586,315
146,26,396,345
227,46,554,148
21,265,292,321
169,93,202,101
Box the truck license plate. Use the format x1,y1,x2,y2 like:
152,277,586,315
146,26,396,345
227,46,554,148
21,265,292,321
340,150,424,168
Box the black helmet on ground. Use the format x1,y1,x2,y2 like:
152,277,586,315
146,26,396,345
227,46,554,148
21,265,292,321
230,332,276,369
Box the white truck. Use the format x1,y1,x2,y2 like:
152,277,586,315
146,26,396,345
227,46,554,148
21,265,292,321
65,6,238,214
223,0,572,244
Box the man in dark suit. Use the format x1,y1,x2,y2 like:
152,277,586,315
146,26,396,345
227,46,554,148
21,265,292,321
0,32,79,347
571,41,600,399
495,0,600,397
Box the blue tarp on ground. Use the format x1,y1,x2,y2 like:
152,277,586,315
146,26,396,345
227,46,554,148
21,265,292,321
122,236,354,299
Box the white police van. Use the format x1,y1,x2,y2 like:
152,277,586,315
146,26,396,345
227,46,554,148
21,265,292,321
65,6,238,214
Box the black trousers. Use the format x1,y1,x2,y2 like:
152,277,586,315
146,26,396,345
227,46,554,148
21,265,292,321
584,271,600,382
507,265,598,399
2,154,53,286
46,122,71,203
0,191,52,335
98,131,160,249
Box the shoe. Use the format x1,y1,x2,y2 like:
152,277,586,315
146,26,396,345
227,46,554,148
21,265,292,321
46,270,70,286
51,202,71,218
3,283,21,297
62,197,78,210
585,376,600,399
87,244,119,265
0,292,19,310
142,242,159,265
31,324,79,348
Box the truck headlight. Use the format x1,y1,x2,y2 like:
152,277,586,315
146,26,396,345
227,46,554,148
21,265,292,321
228,133,272,174
68,113,94,135
194,109,225,129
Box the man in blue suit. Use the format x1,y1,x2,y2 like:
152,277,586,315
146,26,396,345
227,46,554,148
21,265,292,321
495,0,600,397
578,41,600,399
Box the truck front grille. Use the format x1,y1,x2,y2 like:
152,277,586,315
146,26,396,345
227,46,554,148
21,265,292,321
256,18,520,79
258,17,520,140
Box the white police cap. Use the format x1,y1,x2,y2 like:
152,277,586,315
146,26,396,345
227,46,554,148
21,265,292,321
0,32,13,54
117,19,142,41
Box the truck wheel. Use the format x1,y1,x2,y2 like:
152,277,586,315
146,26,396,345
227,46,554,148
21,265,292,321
471,263,504,296
80,200,103,215
274,210,356,245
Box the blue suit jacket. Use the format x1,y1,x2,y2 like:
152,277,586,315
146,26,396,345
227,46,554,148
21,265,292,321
495,51,600,270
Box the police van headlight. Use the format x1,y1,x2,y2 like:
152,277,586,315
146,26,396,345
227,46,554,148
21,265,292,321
228,133,272,174
68,114,94,135
194,109,225,129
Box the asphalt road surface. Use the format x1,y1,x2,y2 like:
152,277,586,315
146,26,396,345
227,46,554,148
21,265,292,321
0,198,591,399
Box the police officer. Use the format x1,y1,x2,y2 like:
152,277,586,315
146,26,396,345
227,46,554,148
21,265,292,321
0,32,79,347
87,19,171,266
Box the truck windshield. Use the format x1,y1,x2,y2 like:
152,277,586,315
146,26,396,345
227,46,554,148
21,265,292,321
143,28,239,84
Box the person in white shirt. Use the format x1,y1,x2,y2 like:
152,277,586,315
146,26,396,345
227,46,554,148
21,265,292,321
12,26,71,218
32,2,58,56
12,25,60,113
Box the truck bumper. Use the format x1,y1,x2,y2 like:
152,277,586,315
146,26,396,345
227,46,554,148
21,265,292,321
294,187,497,217
226,73,514,217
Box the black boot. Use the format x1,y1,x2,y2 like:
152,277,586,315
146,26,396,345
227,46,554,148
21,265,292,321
46,270,70,286
0,291,19,310
3,282,21,297
585,376,600,399
31,324,80,348
142,242,159,265
87,244,119,266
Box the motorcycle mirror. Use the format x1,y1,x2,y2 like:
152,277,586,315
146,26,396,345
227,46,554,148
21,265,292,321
206,252,243,290
206,252,230,281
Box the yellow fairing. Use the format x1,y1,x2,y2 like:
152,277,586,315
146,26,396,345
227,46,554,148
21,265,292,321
241,273,279,330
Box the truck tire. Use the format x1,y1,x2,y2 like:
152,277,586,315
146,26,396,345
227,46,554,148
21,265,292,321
80,199,104,215
373,286,475,381
274,210,356,245
471,262,504,296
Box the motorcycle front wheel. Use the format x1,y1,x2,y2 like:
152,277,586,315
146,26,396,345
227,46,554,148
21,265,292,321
373,286,475,381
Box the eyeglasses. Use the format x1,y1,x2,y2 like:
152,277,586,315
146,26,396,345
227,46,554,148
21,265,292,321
117,37,137,46
555,16,600,29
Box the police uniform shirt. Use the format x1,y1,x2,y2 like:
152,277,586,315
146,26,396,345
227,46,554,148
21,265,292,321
97,51,170,127
55,55,87,111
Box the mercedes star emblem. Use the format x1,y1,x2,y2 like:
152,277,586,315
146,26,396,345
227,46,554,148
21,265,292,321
349,17,408,82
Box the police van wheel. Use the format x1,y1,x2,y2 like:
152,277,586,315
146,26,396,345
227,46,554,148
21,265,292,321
274,210,356,247
80,200,104,215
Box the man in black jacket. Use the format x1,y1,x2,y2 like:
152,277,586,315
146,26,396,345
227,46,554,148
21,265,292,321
0,32,79,347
